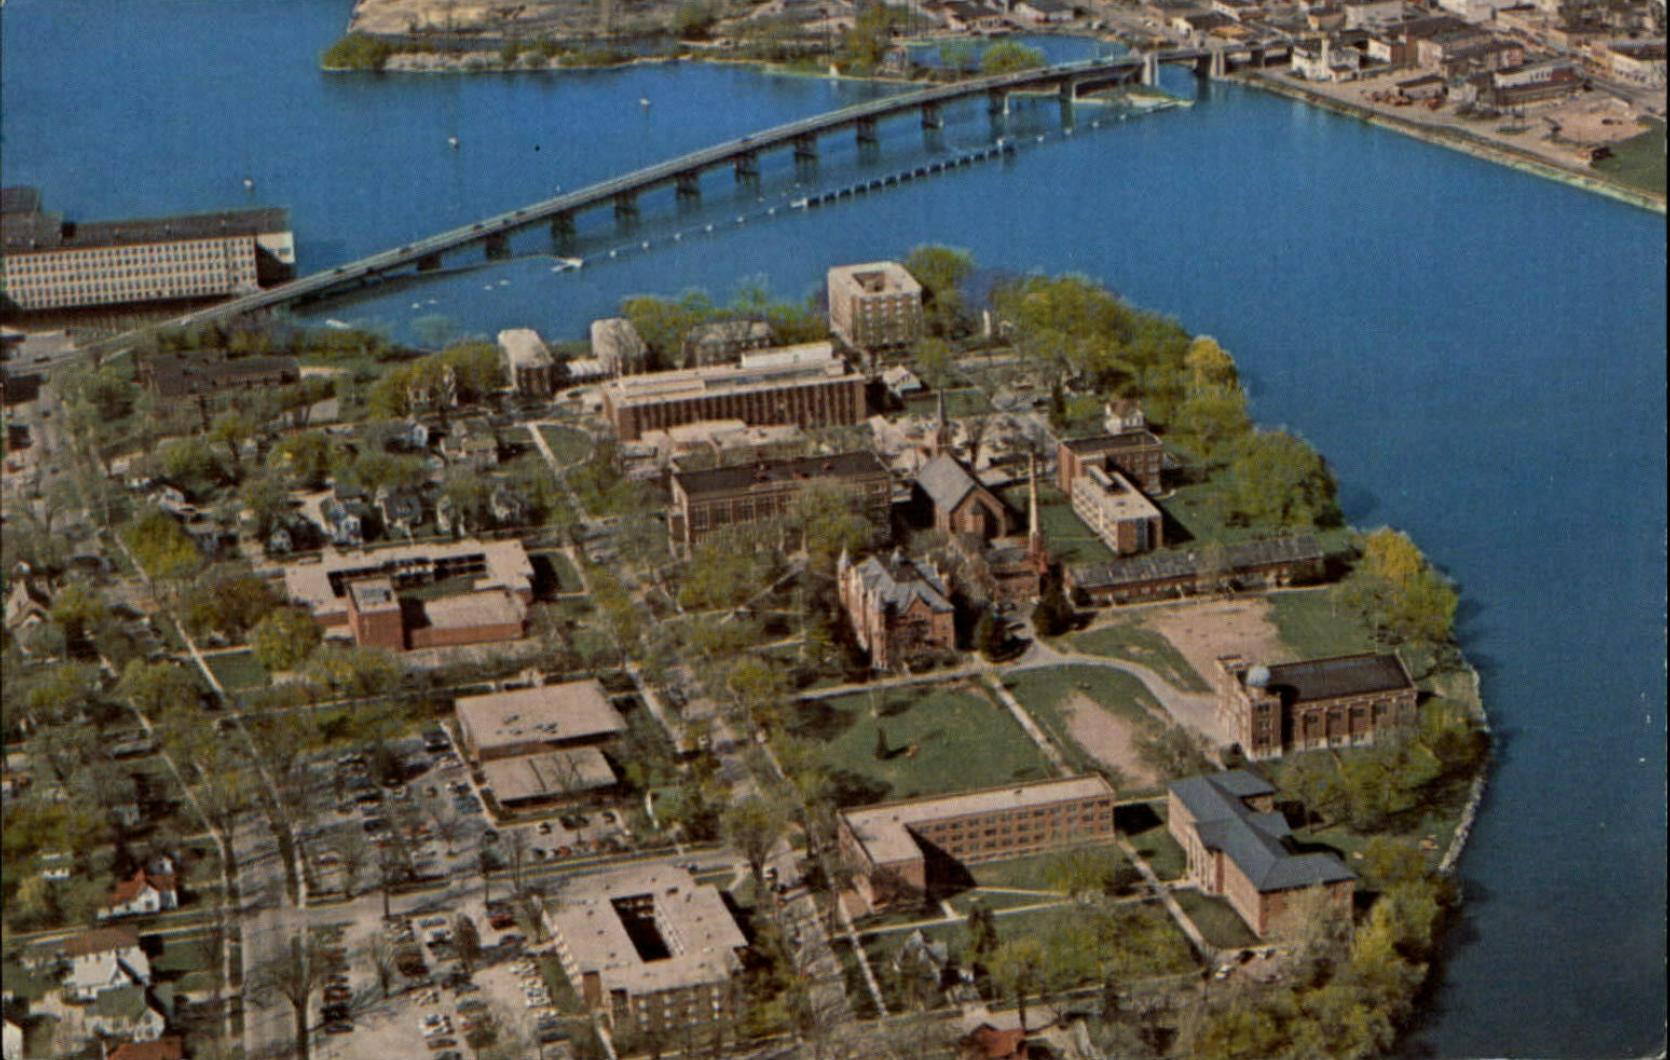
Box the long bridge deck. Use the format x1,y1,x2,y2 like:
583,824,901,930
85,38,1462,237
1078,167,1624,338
163,46,1281,332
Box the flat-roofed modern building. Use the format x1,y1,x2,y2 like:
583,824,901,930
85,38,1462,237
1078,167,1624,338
1070,465,1163,556
1057,429,1166,495
1215,653,1418,760
455,680,627,762
838,775,1118,908
826,261,924,353
498,328,557,397
482,747,618,809
547,864,748,1034
1168,770,1355,937
284,538,535,629
668,450,891,553
600,343,864,441
1,187,294,313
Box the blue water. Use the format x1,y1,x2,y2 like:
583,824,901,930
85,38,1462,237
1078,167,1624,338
3,2,1664,1054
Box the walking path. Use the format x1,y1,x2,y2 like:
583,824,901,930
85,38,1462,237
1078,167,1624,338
981,671,1071,775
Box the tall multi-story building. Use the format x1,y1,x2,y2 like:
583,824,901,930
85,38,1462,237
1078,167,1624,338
839,775,1118,909
838,549,957,672
667,451,892,553
547,865,748,1035
1070,465,1164,556
826,261,924,353
590,317,651,376
1215,653,1419,760
1,187,294,313
498,328,557,398
1056,428,1166,495
600,343,865,441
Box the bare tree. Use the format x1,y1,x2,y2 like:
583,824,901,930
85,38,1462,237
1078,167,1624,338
262,936,326,1060
330,829,371,898
368,933,397,999
506,828,530,896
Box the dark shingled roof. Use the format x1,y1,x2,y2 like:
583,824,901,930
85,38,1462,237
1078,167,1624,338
1061,429,1162,455
1171,771,1356,892
1265,653,1412,703
847,552,953,615
916,454,982,512
2,188,289,252
673,451,888,498
1069,535,1323,590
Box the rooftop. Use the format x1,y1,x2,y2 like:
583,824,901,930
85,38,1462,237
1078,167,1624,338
828,260,922,296
673,450,888,499
456,680,626,751
348,577,399,612
548,864,747,994
1076,466,1162,521
601,342,851,407
1062,429,1164,455
1261,653,1413,703
498,328,554,369
841,775,1115,866
420,589,526,631
1068,534,1323,590
64,926,141,957
1,187,289,253
483,747,617,802
916,453,985,512
843,550,954,620
283,539,534,613
1170,770,1355,892
590,317,647,358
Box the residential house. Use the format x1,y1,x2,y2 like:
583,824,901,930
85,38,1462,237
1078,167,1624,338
881,365,925,400
321,498,366,548
393,419,431,451
1168,770,1356,937
4,575,51,641
98,868,179,921
377,487,424,536
915,454,1012,541
959,1023,1034,1060
1292,36,1363,79
1605,40,1666,85
84,986,168,1043
63,927,151,1002
489,484,530,528
441,418,500,470
837,549,957,672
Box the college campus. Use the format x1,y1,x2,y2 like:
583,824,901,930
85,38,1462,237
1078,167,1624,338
0,234,1498,1058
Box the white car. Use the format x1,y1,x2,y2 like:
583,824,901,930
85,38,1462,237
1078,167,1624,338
420,1014,447,1030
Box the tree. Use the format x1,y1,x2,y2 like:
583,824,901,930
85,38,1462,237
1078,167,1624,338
181,570,280,641
368,933,397,998
1226,430,1341,529
989,936,1048,1030
269,429,342,489
1033,579,1074,637
873,725,890,761
722,796,785,896
240,474,291,541
251,607,322,672
965,899,999,966
974,608,1006,660
49,580,107,644
903,245,975,337
209,410,255,480
455,913,482,974
981,39,1045,75
122,507,203,582
1184,336,1239,393
330,828,372,898
442,469,492,534
264,936,326,1060
1173,388,1252,463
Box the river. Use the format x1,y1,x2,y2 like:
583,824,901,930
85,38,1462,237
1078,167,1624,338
2,1,1664,1055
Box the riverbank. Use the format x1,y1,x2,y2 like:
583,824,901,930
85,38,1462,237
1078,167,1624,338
1236,71,1667,214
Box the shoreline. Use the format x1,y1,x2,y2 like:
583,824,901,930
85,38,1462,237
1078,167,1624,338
1234,71,1666,215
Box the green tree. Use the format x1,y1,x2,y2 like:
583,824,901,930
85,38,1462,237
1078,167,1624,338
181,570,281,641
251,607,322,672
49,580,107,644
122,508,204,582
1173,387,1252,464
722,796,786,895
1361,528,1425,589
269,430,342,489
1226,430,1340,529
304,645,402,699
240,474,291,541
1033,579,1074,637
673,0,717,38
903,245,975,337
1183,335,1239,393
210,410,255,481
322,33,395,70
965,899,999,965
117,659,198,716
973,608,1005,661
159,436,222,487
981,40,1046,75
988,936,1048,1030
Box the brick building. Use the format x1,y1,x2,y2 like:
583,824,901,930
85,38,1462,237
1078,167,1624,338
547,865,747,1035
667,450,891,554
600,343,865,441
498,328,558,398
137,351,299,400
455,680,626,762
681,319,774,366
1069,465,1163,556
1168,770,1355,937
343,575,527,652
1056,429,1166,495
1215,653,1418,760
839,776,1118,909
916,454,1013,541
826,261,924,354
838,549,957,671
1066,535,1324,606
2,187,294,313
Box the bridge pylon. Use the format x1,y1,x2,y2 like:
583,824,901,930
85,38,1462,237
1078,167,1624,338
987,87,1010,116
855,118,878,147
484,233,511,261
1211,47,1227,80
1141,51,1161,87
613,193,640,228
921,101,943,129
734,150,759,183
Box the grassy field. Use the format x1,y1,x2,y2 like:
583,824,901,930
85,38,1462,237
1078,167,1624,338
905,387,993,419
204,650,268,692
1174,889,1260,950
1593,118,1667,195
1163,480,1355,555
1118,800,1188,881
1267,586,1379,660
783,684,1053,807
535,424,593,467
967,840,1132,892
997,483,1114,566
1002,665,1165,776
1071,620,1210,693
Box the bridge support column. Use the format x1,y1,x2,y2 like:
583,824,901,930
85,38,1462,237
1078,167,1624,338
1059,78,1078,103
483,233,510,261
854,118,878,148
1249,47,1265,70
675,172,701,201
1211,47,1227,80
987,87,1010,115
1141,51,1160,87
416,254,443,273
921,101,943,129
550,213,575,241
613,192,639,227
793,133,819,163
734,150,759,183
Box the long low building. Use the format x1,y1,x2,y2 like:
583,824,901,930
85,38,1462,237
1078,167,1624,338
482,747,618,809
1169,770,1355,938
838,775,1118,909
547,864,748,1035
600,342,865,441
456,680,627,762
284,539,535,629
668,450,891,553
1215,652,1418,760
1066,534,1324,606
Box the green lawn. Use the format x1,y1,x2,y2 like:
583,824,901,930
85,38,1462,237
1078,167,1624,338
830,938,880,1019
997,483,1114,566
1119,800,1187,881
905,387,993,419
1267,587,1378,661
536,424,594,467
1071,620,1210,693
1174,889,1260,950
1163,479,1353,555
1592,118,1666,195
152,932,216,975
1002,665,1165,777
538,955,586,1015
784,684,1053,807
944,889,1065,915
968,840,1133,892
204,650,269,692
547,551,584,593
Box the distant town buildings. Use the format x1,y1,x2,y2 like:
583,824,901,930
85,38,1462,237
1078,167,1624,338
1,187,294,314
838,549,957,671
1215,652,1419,760
667,450,892,553
826,261,924,354
547,864,747,1035
600,343,865,441
839,775,1118,909
498,327,557,398
1169,770,1356,937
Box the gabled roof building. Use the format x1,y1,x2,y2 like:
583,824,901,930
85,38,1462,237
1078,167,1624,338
838,549,956,671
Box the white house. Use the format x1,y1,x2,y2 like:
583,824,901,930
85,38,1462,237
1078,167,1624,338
99,868,179,921
3,1019,23,1060
84,985,167,1042
64,927,151,1002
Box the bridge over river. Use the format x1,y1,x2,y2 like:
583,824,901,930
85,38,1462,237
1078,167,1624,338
156,45,1286,334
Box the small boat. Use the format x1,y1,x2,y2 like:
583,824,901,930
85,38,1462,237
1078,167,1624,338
242,176,255,190
497,279,510,286
324,319,350,330
639,97,651,108
448,136,460,149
